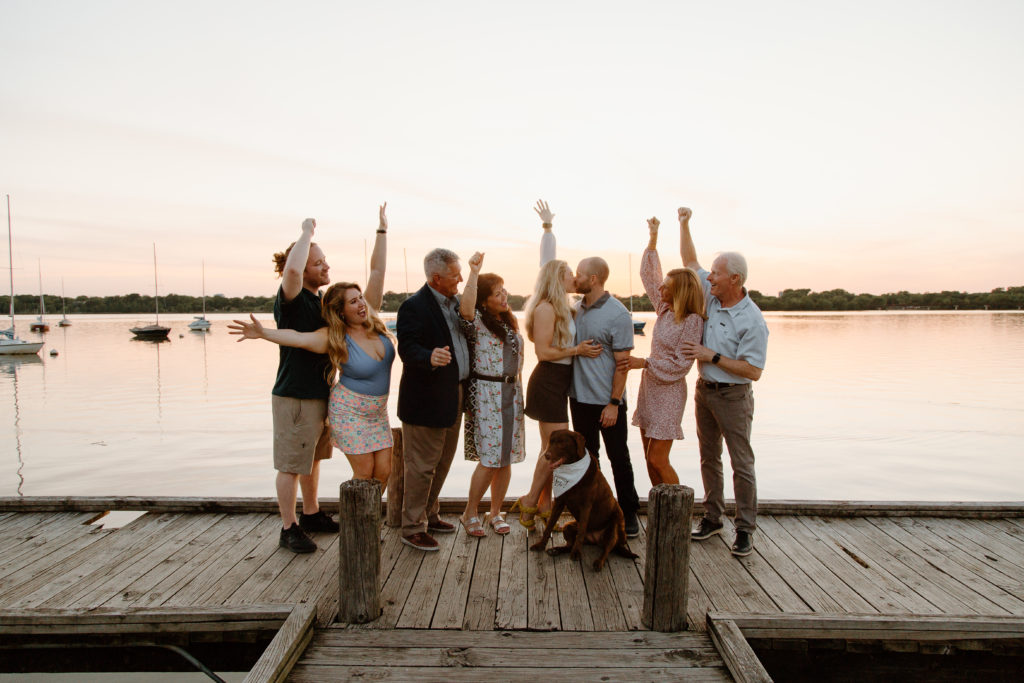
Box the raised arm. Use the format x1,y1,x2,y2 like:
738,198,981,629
678,207,700,271
641,217,665,308
363,203,388,310
460,251,484,321
228,314,329,354
535,199,556,266
282,218,317,301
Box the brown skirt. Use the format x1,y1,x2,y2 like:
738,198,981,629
525,361,572,423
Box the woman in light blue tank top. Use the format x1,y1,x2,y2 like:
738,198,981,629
230,204,396,486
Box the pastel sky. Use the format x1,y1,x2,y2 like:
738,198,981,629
2,1,1022,299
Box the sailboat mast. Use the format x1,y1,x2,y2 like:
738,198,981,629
6,195,13,327
37,260,44,317
61,278,66,316
201,259,206,316
153,243,160,324
628,253,634,313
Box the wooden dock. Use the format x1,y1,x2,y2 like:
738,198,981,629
2,497,1024,681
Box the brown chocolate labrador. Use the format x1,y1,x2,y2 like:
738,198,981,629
529,429,637,571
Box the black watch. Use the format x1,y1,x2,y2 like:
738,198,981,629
609,397,622,406
711,352,722,365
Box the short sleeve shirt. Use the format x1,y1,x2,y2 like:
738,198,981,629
696,268,769,384
570,292,634,405
272,286,331,400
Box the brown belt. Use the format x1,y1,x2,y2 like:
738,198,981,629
472,372,516,384
699,379,744,391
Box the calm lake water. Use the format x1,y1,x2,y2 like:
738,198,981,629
2,311,1023,502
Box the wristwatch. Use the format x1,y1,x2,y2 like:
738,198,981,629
609,397,622,406
711,352,722,365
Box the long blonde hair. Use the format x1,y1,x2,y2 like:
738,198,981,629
321,282,392,383
666,268,707,323
525,259,573,347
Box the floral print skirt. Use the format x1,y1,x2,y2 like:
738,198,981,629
328,383,392,455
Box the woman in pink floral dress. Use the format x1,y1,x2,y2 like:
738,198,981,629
622,217,706,485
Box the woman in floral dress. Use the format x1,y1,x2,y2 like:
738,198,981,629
621,217,706,485
457,252,526,537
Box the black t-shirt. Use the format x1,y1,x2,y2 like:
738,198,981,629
271,286,331,400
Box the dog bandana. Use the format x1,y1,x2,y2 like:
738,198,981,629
552,456,591,498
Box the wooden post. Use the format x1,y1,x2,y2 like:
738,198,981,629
337,478,381,624
386,427,404,528
642,483,694,631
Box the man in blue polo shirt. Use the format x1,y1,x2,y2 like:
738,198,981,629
679,207,769,558
569,256,641,537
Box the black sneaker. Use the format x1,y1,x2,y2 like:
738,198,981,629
280,523,317,553
691,518,724,541
624,513,640,538
731,530,754,557
300,510,340,533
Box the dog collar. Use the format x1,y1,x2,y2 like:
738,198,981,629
552,456,591,498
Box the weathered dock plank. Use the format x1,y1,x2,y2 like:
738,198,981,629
525,525,561,630
720,517,809,614
462,519,503,630
430,523,479,629
395,515,460,629
494,513,528,630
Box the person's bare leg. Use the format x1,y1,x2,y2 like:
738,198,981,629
646,438,678,485
488,466,512,518
298,459,321,515
641,433,661,486
531,421,566,514
462,463,495,526
276,471,299,528
372,447,392,487
346,453,374,480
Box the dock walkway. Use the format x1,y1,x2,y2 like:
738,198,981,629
2,498,1024,680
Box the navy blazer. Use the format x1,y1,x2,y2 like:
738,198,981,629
396,283,463,428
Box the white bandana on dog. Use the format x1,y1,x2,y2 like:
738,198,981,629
552,456,591,498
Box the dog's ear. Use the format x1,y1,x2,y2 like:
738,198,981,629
572,431,586,458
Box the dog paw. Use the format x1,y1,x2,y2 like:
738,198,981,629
592,559,604,572
529,542,545,552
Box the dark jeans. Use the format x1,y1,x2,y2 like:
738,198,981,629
569,398,639,518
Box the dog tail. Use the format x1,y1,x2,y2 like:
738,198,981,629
614,543,639,559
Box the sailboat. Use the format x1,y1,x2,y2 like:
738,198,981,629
29,261,49,332
58,278,71,326
187,260,211,331
0,195,43,355
130,244,171,340
628,253,646,334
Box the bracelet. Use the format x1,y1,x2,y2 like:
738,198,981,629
376,229,386,234
542,222,552,229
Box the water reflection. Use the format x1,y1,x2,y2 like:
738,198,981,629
0,356,41,496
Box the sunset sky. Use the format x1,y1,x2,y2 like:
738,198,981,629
2,1,1022,300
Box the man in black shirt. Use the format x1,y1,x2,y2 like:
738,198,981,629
270,218,339,553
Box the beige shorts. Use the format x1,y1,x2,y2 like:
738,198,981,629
272,395,331,475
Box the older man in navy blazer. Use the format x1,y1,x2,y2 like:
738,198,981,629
396,248,470,551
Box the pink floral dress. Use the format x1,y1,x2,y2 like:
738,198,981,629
631,249,704,440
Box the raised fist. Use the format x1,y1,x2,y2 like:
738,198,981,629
677,207,692,222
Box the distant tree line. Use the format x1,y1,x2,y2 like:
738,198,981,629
619,287,1024,312
3,286,1021,315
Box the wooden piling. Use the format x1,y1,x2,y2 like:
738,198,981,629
642,484,694,632
386,427,404,528
337,479,382,624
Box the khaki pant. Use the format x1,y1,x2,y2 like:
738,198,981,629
400,387,463,536
695,382,757,533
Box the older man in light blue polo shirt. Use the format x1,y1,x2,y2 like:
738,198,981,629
678,207,769,558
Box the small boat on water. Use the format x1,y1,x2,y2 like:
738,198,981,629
29,261,49,333
130,244,170,341
188,260,211,331
632,319,646,334
1,196,43,356
58,278,71,327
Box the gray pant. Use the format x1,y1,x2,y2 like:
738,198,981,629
400,387,463,536
695,381,757,533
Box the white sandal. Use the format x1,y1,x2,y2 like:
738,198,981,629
489,514,511,535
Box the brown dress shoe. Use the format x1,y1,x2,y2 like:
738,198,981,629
402,532,439,551
427,518,456,533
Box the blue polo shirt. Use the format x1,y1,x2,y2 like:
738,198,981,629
570,292,634,405
696,267,769,384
